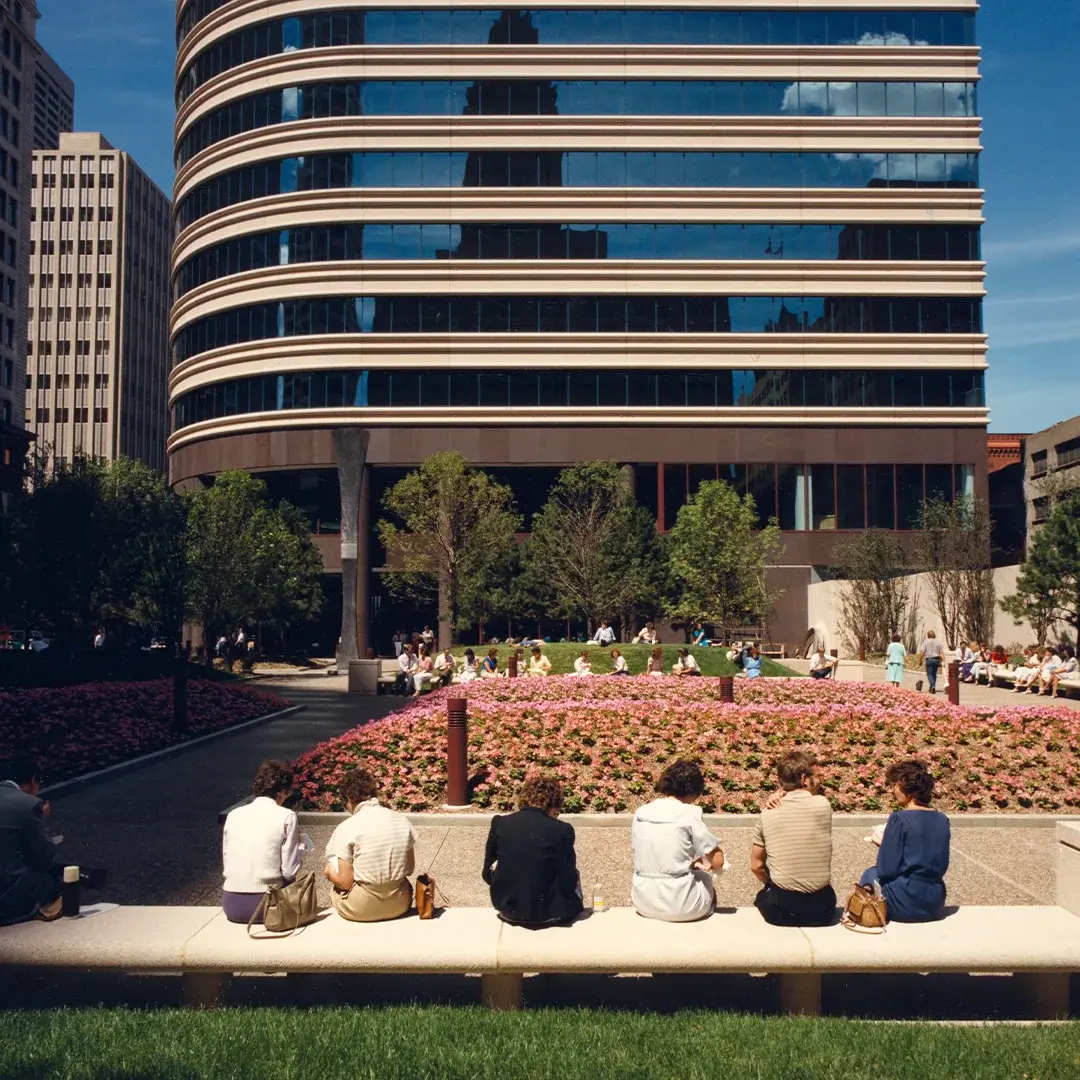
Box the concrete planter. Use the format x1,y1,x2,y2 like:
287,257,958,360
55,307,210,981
347,658,380,695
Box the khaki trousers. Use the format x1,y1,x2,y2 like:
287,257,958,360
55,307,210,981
331,879,412,923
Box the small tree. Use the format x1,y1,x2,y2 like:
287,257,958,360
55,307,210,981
529,462,665,635
666,479,782,637
377,452,521,647
833,531,917,657
1001,493,1080,649
914,495,993,649
186,470,324,656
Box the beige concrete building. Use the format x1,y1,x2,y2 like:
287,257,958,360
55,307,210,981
170,0,987,650
31,44,72,151
0,0,38,512
28,133,172,473
1025,414,1080,545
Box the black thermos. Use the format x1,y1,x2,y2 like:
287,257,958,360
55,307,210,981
62,865,80,917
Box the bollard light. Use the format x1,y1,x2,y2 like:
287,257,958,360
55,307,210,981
719,676,735,704
947,661,960,706
446,697,469,808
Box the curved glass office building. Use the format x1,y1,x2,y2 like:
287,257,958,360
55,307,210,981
170,0,987,649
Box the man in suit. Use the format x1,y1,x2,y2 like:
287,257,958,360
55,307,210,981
482,775,583,928
0,754,63,924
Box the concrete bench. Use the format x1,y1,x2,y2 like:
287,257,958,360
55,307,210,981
3,904,1079,1016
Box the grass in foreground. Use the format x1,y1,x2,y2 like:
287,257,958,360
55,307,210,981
1,1007,1078,1080
450,641,796,677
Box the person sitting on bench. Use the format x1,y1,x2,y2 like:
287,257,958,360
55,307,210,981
482,774,583,928
325,769,416,922
222,760,305,925
751,751,836,927
809,647,837,680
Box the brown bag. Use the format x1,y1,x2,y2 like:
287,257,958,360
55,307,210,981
842,883,887,933
415,873,437,920
248,872,320,936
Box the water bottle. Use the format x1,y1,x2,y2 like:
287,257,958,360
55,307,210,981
62,865,80,918
592,883,606,913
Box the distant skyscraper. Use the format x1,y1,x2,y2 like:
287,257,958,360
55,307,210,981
0,0,39,515
31,44,72,151
28,134,172,472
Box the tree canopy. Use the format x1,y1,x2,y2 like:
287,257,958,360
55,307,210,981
666,478,782,635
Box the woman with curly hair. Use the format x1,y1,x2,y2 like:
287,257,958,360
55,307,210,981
631,760,725,922
860,760,950,923
482,774,583,928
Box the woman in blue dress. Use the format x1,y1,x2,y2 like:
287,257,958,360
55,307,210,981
885,633,906,687
743,646,763,679
860,760,950,922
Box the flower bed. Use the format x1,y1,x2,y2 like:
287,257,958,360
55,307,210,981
292,678,1080,814
0,679,289,786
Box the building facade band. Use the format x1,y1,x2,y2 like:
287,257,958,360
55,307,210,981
170,0,988,649
28,133,173,473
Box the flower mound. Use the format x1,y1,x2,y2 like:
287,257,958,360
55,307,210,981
292,678,1080,814
0,679,289,785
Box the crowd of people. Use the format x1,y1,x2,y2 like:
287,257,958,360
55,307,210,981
212,752,949,931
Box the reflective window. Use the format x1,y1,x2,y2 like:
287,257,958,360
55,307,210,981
175,223,981,298
837,465,866,529
176,79,977,166
173,368,986,426
179,9,977,96
173,297,985,363
177,151,981,229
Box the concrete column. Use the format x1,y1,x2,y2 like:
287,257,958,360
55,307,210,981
333,428,370,671
182,972,229,1009
356,464,371,656
778,973,821,1016
481,973,524,1010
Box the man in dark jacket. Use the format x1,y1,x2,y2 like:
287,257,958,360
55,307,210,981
482,775,583,928
0,755,62,924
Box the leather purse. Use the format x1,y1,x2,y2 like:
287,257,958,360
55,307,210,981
842,883,887,933
248,872,320,936
415,873,437,920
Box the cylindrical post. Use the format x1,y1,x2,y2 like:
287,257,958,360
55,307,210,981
719,676,734,703
947,660,960,706
446,698,469,808
508,653,518,679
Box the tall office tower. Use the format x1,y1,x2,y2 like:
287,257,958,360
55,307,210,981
170,2,987,649
28,133,172,473
31,44,73,151
0,0,38,514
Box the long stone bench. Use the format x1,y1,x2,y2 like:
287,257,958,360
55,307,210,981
990,668,1080,697
3,904,1079,1017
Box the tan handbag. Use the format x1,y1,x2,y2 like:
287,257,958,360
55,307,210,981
248,872,320,936
842,883,887,933
415,873,437,920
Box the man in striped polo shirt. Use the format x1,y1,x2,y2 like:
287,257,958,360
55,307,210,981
750,751,836,927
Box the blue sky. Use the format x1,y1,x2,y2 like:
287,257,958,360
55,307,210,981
37,1,1080,434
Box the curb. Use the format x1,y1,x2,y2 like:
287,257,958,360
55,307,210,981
283,810,1080,830
43,704,306,801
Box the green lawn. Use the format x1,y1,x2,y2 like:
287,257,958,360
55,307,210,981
451,641,796,677
1,1007,1077,1080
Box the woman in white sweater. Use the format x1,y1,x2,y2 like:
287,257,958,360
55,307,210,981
222,760,305,924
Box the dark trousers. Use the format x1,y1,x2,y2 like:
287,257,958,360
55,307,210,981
925,658,941,692
0,865,62,926
810,669,832,680
754,882,836,927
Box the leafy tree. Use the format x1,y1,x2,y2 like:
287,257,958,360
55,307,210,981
666,479,782,638
377,452,521,646
186,471,324,655
914,495,993,649
833,531,918,657
528,462,665,636
1001,493,1080,648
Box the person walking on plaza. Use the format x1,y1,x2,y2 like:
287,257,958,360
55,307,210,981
482,774,583,928
325,769,416,922
221,760,305,925
917,630,944,694
751,751,835,927
885,634,907,688
859,760,949,923
631,760,725,922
